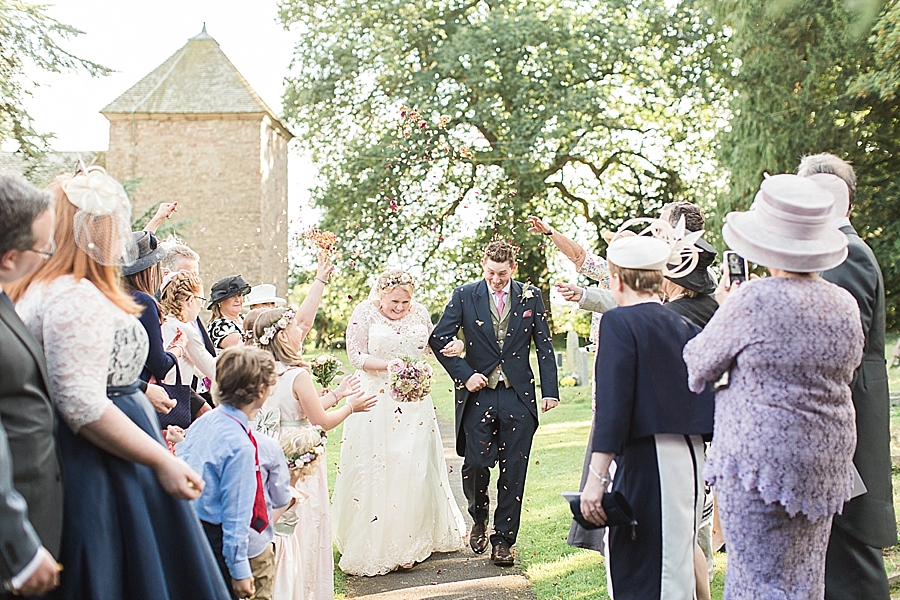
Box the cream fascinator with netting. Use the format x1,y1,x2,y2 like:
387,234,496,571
606,216,704,277
61,163,137,267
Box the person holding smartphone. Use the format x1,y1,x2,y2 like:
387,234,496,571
684,173,864,600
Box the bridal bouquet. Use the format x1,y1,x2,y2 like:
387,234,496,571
310,354,344,388
387,357,433,402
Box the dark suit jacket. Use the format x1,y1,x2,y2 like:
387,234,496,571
823,225,897,548
0,294,63,573
430,279,559,456
591,303,714,455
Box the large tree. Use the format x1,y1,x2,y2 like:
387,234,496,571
0,1,109,159
280,0,727,312
706,0,900,327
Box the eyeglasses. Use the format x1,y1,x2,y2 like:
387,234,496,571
194,295,209,304
25,239,56,260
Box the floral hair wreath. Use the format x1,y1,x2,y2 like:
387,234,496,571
257,307,296,347
378,271,415,292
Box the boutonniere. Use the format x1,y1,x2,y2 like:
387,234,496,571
521,287,535,301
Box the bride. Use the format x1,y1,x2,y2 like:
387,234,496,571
332,269,466,575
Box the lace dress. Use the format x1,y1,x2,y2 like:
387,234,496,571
263,364,333,600
332,301,465,576
16,276,229,599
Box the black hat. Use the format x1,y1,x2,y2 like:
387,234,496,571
208,275,251,309
665,236,718,295
122,231,166,277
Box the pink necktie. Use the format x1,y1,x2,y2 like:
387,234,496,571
496,290,506,315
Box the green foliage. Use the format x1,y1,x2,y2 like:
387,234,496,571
0,1,110,162
280,0,728,311
707,0,900,328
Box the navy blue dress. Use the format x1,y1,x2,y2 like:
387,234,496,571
591,302,714,600
53,386,230,599
19,286,232,600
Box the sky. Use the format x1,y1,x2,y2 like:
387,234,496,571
25,0,319,225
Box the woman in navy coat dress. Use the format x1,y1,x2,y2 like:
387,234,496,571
580,221,714,600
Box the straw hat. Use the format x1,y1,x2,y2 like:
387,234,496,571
722,174,848,273
245,284,286,308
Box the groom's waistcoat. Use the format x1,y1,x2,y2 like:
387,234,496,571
486,295,511,389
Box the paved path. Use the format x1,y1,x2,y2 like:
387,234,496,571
344,412,536,600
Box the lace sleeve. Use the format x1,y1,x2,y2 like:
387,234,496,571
41,281,115,433
578,251,610,287
413,303,435,357
346,301,374,370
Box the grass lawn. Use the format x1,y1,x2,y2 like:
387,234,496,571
319,334,900,599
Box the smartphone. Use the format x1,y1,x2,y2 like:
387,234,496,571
723,250,748,285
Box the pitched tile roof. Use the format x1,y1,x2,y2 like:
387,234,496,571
101,26,292,137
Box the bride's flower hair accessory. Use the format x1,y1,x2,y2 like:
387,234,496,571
257,307,296,346
606,215,704,278
377,270,416,293
61,160,138,267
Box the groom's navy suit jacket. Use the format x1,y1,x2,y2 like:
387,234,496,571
430,279,559,456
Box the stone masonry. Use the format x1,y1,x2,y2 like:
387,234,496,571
102,25,291,295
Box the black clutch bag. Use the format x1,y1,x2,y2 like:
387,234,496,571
564,491,638,539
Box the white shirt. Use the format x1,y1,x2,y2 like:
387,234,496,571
490,281,512,312
161,315,217,386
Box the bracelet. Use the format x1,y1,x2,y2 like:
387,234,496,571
315,277,329,285
588,465,611,486
348,402,354,414
543,229,554,236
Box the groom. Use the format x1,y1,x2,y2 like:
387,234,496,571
431,240,559,566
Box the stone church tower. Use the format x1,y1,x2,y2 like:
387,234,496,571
102,25,292,295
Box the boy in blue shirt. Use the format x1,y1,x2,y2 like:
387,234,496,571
179,346,277,600
247,432,291,600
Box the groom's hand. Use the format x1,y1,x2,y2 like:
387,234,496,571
541,398,559,412
465,373,489,392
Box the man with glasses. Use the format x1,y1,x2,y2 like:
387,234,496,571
0,175,62,597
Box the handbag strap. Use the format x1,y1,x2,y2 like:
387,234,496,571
170,358,184,386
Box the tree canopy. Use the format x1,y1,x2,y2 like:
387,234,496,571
0,0,109,160
707,0,900,327
280,0,727,316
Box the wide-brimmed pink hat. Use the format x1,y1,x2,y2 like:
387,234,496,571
722,173,848,272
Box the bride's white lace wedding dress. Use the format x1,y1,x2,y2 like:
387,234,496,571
332,300,465,576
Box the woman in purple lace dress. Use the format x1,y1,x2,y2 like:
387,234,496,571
683,174,864,600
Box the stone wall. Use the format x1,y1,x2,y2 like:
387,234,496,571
106,113,289,295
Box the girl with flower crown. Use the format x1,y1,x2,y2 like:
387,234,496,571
253,306,376,600
331,269,467,576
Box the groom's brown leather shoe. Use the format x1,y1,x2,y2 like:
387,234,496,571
470,522,488,554
491,541,514,566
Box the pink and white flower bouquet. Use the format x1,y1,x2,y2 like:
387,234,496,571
387,357,433,402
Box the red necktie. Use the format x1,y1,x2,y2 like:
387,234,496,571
496,290,506,315
224,413,270,533
246,428,269,533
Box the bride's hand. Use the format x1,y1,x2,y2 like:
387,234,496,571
346,390,377,414
333,373,360,399
440,339,465,357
